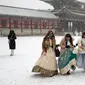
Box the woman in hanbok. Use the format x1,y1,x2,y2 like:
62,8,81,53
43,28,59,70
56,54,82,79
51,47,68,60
58,33,77,75
77,32,85,71
32,31,58,77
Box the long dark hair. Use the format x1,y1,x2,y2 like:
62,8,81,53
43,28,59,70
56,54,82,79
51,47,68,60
82,32,85,38
45,30,55,39
9,30,15,36
65,33,73,46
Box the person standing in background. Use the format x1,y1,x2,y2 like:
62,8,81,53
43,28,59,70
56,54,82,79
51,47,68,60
8,30,17,56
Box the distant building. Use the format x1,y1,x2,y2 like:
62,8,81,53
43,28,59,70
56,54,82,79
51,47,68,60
41,0,85,10
0,5,58,36
1,0,85,36
41,0,85,34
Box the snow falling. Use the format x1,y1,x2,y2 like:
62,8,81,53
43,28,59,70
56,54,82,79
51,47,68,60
0,36,85,85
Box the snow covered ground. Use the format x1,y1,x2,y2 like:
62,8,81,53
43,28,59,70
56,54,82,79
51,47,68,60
0,36,85,85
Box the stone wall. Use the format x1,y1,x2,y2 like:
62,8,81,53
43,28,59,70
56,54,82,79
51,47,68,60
0,28,56,36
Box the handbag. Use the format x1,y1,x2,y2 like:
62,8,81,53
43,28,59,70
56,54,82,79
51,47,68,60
55,45,60,57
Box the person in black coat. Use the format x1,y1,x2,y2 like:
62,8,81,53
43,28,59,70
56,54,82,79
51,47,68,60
8,30,17,56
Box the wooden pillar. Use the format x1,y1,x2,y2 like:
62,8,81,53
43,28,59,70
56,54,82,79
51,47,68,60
9,16,11,30
31,19,33,35
40,19,42,34
82,21,85,31
21,17,23,32
48,19,49,29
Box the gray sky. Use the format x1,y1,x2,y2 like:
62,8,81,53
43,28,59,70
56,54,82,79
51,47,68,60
0,0,85,10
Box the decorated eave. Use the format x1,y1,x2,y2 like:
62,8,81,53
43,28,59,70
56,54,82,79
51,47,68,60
41,0,85,11
0,5,58,19
53,7,85,21
40,0,53,2
40,0,53,5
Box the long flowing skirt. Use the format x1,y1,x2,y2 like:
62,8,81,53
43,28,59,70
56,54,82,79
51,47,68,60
32,47,58,77
77,53,85,69
58,48,77,74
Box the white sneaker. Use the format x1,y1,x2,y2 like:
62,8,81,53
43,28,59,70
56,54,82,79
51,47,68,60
10,50,14,56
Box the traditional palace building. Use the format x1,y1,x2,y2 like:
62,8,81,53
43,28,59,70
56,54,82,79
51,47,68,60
1,0,85,36
0,5,58,36
41,0,85,35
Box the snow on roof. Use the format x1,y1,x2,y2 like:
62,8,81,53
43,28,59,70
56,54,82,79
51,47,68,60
54,7,85,17
40,0,52,1
0,5,58,19
71,11,85,16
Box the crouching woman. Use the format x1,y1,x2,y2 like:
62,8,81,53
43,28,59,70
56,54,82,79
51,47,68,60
58,34,77,75
32,31,58,77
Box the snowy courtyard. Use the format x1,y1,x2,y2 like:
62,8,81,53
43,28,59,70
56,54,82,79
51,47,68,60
0,36,85,85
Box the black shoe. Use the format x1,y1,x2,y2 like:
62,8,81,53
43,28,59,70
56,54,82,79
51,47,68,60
67,70,70,75
71,65,76,71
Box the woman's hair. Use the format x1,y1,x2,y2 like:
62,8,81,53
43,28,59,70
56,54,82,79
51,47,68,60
82,32,85,38
9,30,15,35
65,33,73,46
45,30,55,39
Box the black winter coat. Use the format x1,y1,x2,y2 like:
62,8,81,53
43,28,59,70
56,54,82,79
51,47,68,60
8,34,16,49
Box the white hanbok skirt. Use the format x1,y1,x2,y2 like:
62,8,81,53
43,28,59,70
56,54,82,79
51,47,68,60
32,47,58,77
